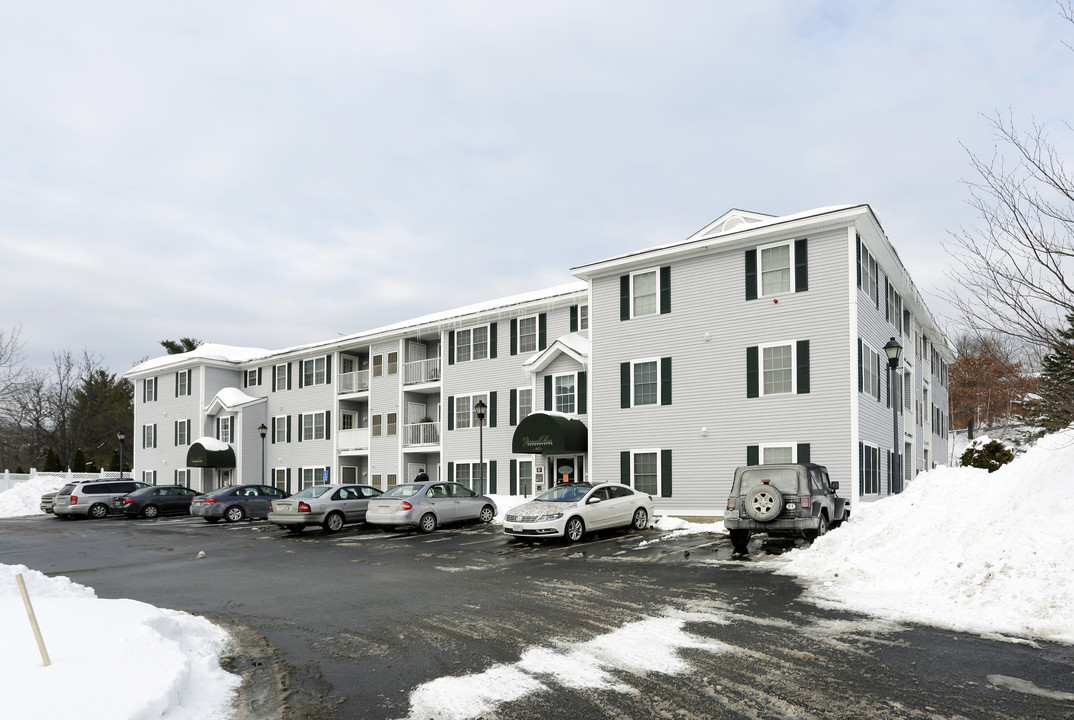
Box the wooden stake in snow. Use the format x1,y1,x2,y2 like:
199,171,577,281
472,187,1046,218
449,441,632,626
16,573,51,667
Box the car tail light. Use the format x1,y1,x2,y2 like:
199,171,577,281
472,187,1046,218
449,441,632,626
203,498,218,504
400,501,413,511
123,498,135,505
70,495,78,504
800,496,811,509
298,502,311,513
726,498,737,511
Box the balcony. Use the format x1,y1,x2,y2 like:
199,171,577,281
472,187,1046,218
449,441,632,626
338,370,370,394
402,422,440,447
403,358,441,385
338,428,370,451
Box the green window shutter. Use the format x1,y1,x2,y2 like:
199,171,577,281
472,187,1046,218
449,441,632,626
747,445,759,466
325,410,331,440
448,462,454,483
746,346,759,398
257,367,263,386
325,467,331,483
510,460,518,495
298,360,304,389
174,420,178,446
795,239,808,292
489,391,497,428
509,389,517,426
174,372,179,397
326,355,332,379
215,418,220,440
448,397,455,431
448,331,455,365
660,449,672,498
797,443,811,464
287,415,291,443
154,380,158,402
659,266,671,314
510,319,518,355
796,340,810,394
490,322,498,359
660,357,672,406
271,420,276,444
287,362,292,390
153,424,157,448
876,354,882,401
243,370,248,389
544,376,553,411
297,414,303,442
489,460,497,494
620,451,630,484
620,275,630,321
578,371,587,414
186,420,191,444
286,468,291,494
856,234,862,287
620,362,630,408
745,249,758,301
538,313,547,350
859,442,864,495
570,305,578,332
858,339,863,392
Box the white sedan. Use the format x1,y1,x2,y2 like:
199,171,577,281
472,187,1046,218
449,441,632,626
503,482,653,543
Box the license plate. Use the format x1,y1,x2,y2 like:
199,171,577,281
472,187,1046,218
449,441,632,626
277,503,291,511
376,506,390,513
513,524,523,532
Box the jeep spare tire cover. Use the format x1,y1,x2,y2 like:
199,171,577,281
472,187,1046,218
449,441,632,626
745,484,783,522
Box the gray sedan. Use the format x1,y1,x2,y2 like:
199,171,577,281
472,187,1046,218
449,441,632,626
268,484,382,534
365,481,497,533
190,484,290,523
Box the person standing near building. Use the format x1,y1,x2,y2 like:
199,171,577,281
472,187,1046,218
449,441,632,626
415,468,429,483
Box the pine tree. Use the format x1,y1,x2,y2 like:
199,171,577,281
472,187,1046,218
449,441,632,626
1036,313,1074,431
72,448,88,473
43,447,63,472
960,439,1015,473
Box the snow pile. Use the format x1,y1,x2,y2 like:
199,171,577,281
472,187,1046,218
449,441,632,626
0,475,66,517
1,564,241,720
780,429,1074,643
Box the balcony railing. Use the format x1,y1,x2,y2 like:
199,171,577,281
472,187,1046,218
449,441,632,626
403,358,441,385
402,422,440,447
338,370,370,394
338,428,370,451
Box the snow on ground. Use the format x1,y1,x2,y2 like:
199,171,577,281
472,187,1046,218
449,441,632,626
777,427,1074,644
1,563,240,720
0,474,65,516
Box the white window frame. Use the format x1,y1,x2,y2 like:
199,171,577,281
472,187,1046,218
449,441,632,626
300,467,329,489
760,342,795,396
143,424,156,449
516,387,533,423
142,470,156,485
757,240,793,297
176,370,190,397
456,326,490,363
631,358,660,407
143,377,157,403
518,460,533,495
554,374,576,414
274,364,287,391
176,419,189,446
301,411,327,441
176,469,189,486
631,449,660,495
387,351,398,375
518,315,538,353
273,415,287,444
579,305,589,331
630,268,659,318
272,468,288,491
246,369,259,387
386,412,397,437
861,443,880,495
861,342,880,401
455,393,488,430
859,240,878,306
219,417,232,444
302,356,327,386
455,461,488,492
760,444,795,464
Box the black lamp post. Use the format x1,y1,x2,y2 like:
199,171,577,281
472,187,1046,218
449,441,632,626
117,430,126,479
474,400,487,495
883,337,903,494
258,424,268,486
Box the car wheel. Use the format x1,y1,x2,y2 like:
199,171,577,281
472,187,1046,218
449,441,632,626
286,524,306,534
729,529,751,553
224,506,245,523
805,513,830,541
418,513,437,533
323,512,345,534
565,516,585,543
744,485,783,522
88,503,109,519
141,505,159,519
478,505,495,523
631,507,648,531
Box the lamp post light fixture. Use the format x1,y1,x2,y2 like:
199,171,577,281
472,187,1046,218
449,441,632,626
883,337,903,494
258,424,268,486
117,430,127,480
474,400,487,496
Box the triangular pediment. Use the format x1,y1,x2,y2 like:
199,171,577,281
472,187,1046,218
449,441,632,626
686,209,774,242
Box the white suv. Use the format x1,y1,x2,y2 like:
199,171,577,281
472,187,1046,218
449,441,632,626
53,480,151,519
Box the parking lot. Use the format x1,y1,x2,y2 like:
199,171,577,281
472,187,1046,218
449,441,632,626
3,513,1073,720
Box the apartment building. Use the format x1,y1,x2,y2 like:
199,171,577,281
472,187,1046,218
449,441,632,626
125,204,951,517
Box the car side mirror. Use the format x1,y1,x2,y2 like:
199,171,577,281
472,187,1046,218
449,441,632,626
830,482,839,491
587,497,602,504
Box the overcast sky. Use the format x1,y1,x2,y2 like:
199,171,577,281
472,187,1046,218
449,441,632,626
1,0,1070,372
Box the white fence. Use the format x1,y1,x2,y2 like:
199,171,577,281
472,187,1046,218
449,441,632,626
1,469,126,493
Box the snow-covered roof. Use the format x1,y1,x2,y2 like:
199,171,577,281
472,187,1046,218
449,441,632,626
190,436,230,451
206,388,266,414
126,344,271,376
523,332,590,373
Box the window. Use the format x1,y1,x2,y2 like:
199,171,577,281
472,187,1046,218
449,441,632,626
273,416,288,444
861,342,880,400
274,364,287,391
387,473,398,489
273,468,288,492
302,357,327,386
454,393,488,430
142,470,156,485
579,305,589,331
903,370,912,411
860,444,879,494
554,375,575,414
176,469,189,486
143,377,157,403
632,270,658,317
176,370,190,397
175,419,189,446
246,369,259,387
517,388,532,423
372,355,383,377
301,467,329,489
218,417,231,443
887,282,902,334
518,460,533,495
762,344,793,395
372,415,383,437
762,445,794,464
858,236,877,305
456,326,489,363
454,462,487,492
387,351,398,375
301,412,327,441
386,412,397,436
760,242,791,295
633,360,658,406
143,424,156,449
633,451,658,495
518,316,538,353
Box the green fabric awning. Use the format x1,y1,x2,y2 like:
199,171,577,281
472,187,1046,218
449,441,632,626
511,413,588,454
186,438,236,469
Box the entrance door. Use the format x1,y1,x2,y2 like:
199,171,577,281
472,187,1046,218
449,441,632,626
550,457,576,485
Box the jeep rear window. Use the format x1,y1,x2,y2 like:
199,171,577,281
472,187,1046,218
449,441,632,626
740,468,799,493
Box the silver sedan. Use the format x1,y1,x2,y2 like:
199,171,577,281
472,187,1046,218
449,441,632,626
268,484,382,534
365,481,497,533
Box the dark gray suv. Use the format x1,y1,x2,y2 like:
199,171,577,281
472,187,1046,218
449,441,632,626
724,463,849,552
53,480,151,519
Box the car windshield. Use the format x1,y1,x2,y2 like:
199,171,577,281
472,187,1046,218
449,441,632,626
382,484,422,498
535,484,591,503
291,486,332,499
